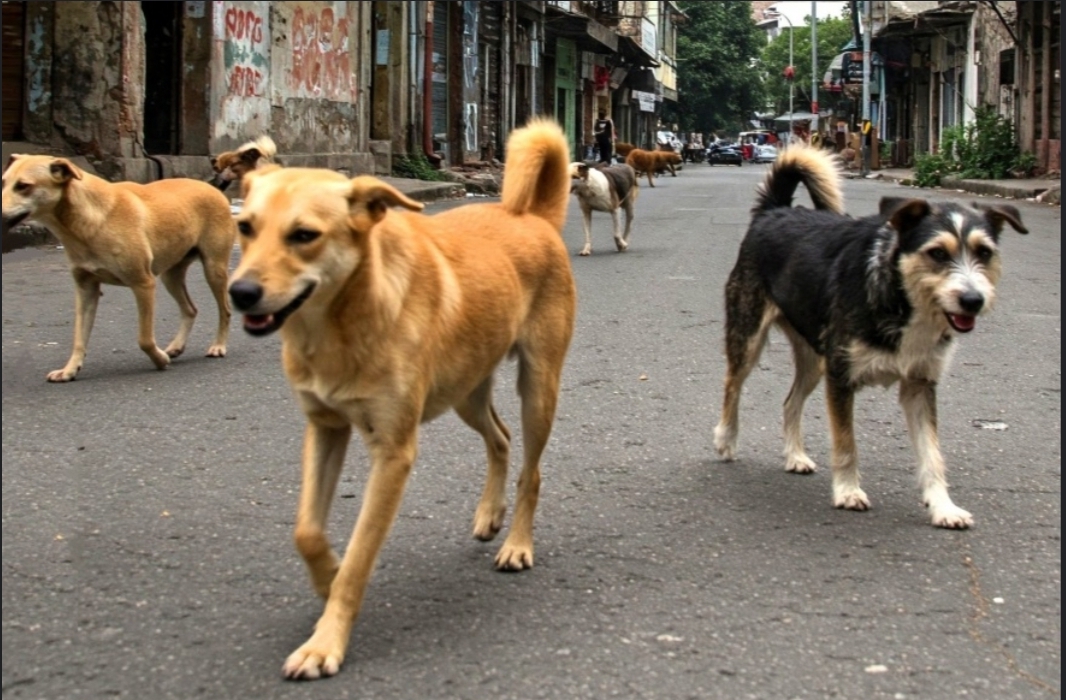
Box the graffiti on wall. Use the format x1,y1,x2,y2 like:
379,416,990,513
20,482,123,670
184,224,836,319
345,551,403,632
223,4,267,97
288,3,354,101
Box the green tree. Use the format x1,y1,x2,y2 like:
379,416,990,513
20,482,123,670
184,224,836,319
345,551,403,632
759,14,855,118
672,1,767,134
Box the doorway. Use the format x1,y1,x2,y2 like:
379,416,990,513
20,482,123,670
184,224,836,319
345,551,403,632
142,2,183,154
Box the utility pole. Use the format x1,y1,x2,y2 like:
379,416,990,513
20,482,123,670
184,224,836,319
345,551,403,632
860,0,872,176
810,1,818,134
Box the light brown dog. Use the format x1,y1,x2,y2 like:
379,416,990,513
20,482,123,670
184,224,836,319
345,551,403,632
614,141,636,158
625,148,681,187
1,155,235,381
210,135,278,191
228,118,576,680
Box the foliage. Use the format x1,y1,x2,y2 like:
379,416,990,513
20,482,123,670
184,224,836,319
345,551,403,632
912,107,1022,187
673,2,767,134
1012,151,1038,177
392,152,446,181
758,15,855,118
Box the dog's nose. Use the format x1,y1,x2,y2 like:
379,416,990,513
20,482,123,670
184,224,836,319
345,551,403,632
229,280,264,311
958,291,984,314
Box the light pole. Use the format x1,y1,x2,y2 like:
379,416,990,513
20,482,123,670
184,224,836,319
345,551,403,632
767,10,794,144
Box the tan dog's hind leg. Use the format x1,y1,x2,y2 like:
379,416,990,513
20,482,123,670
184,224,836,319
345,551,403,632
159,259,198,358
49,269,102,382
130,279,171,370
284,426,417,680
200,257,232,357
456,378,513,541
610,207,627,252
899,378,973,529
494,349,563,571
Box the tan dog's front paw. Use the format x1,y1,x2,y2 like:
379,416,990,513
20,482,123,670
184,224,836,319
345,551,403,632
579,246,592,256
165,344,186,358
46,367,79,383
494,541,533,571
472,504,506,542
282,641,344,681
147,347,171,370
615,238,628,252
205,344,227,358
785,453,817,473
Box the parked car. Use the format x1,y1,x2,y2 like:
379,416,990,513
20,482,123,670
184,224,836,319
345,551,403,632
656,130,683,153
752,144,779,163
706,142,743,166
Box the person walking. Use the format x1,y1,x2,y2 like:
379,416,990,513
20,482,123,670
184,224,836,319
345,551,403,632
594,109,615,164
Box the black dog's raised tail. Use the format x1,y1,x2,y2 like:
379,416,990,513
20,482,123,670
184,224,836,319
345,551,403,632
753,145,844,215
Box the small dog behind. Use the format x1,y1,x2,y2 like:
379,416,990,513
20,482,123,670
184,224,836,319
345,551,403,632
569,162,638,256
210,135,279,192
713,144,1028,529
228,118,576,679
625,148,680,187
615,142,636,159
1,155,236,381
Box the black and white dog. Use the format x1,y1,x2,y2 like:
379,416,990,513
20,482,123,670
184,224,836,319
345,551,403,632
713,144,1028,528
569,162,638,256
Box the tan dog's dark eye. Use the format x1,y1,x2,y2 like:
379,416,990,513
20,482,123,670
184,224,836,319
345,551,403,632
288,228,320,244
927,248,950,264
236,221,253,236
13,181,32,193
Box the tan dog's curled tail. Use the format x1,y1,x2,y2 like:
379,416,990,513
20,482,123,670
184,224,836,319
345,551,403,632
248,135,278,161
501,118,571,233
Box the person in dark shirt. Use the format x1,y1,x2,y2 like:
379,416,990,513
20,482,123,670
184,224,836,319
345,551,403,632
594,110,615,164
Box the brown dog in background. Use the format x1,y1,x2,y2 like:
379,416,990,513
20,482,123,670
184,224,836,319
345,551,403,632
625,148,681,187
210,135,279,192
228,118,576,680
1,155,235,381
614,141,636,159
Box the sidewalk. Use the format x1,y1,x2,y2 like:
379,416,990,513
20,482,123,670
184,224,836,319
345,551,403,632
845,166,1061,205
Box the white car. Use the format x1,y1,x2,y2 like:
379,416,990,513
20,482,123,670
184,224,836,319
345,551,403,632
656,130,683,153
752,144,779,163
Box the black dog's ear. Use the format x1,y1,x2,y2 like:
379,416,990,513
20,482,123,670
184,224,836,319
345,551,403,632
974,202,1029,235
878,196,912,218
885,198,931,234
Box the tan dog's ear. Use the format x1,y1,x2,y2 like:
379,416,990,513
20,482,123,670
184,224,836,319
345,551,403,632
239,163,282,198
5,154,23,170
347,176,424,226
49,158,84,183
209,155,219,169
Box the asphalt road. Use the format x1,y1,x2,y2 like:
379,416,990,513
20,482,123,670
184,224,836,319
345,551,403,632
2,162,1060,700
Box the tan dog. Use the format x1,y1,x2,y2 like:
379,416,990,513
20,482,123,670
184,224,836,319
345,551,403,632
228,118,576,679
1,155,235,381
625,148,680,187
614,141,636,158
210,135,278,191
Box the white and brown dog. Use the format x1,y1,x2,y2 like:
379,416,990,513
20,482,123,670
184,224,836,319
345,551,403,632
210,135,279,192
569,162,638,256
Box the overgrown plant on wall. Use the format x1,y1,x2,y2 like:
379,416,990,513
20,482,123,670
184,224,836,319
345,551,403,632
392,152,448,182
914,107,1034,187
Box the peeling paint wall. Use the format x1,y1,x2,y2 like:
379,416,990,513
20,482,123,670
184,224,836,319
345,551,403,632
268,1,363,157
212,1,271,144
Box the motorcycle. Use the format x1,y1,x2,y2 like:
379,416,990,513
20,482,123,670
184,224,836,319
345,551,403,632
706,142,743,167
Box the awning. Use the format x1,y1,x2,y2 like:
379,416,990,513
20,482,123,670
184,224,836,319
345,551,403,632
616,34,659,68
545,5,618,54
876,6,974,39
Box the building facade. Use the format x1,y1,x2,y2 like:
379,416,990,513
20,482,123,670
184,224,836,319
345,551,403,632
1,0,683,182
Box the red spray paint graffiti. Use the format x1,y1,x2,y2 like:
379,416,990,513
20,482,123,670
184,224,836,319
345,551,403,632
291,5,352,100
224,6,266,97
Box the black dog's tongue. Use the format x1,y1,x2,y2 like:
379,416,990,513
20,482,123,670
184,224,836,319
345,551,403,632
948,313,975,333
